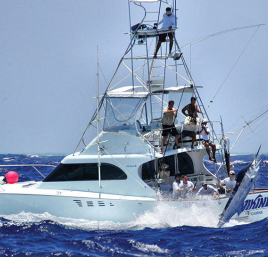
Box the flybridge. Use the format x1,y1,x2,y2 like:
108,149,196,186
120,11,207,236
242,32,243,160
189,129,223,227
74,0,216,157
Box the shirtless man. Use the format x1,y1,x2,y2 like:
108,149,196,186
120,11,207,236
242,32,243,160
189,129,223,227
179,97,203,149
182,97,203,119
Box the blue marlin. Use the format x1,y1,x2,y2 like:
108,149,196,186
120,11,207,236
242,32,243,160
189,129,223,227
217,146,261,228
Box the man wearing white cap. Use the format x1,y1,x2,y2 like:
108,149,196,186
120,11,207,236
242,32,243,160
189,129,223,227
199,118,217,163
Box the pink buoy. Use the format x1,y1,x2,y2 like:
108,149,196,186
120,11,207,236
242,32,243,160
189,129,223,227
5,171,19,184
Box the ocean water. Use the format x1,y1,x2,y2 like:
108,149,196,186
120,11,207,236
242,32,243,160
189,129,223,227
0,154,268,257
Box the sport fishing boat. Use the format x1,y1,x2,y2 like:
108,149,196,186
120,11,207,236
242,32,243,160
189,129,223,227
1,0,268,225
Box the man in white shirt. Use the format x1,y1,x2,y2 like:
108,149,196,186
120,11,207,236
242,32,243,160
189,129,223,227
196,183,217,198
153,7,176,58
219,170,236,196
178,175,196,199
199,119,217,163
172,173,181,199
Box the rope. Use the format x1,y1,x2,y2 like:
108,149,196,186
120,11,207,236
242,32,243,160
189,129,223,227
208,25,261,107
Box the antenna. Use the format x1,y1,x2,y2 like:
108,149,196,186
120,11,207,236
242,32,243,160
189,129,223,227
97,46,102,189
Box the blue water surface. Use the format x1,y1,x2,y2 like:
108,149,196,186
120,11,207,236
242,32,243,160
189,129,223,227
0,154,267,257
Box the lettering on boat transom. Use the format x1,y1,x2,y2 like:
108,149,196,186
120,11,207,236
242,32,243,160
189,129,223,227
241,194,268,212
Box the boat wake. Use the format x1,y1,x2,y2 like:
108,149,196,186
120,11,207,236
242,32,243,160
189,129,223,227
0,200,247,231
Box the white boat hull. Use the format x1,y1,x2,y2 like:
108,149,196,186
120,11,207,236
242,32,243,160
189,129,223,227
1,182,268,225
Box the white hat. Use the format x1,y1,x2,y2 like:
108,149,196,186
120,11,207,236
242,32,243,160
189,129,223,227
202,118,208,124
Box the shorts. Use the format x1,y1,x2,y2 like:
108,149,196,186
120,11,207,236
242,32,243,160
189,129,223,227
162,125,178,137
159,32,174,42
182,130,194,137
181,130,195,137
203,140,212,144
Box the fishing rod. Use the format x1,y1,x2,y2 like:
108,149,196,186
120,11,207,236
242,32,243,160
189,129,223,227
163,132,171,156
180,24,265,50
182,172,203,199
161,104,179,156
194,172,203,189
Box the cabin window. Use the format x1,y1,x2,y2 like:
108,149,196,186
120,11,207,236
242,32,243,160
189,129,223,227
43,163,127,182
141,160,156,180
141,152,194,180
164,153,194,176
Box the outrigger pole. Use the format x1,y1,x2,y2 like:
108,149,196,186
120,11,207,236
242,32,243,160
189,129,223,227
228,108,268,153
97,46,102,189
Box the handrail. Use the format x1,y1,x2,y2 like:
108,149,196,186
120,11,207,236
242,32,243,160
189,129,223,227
0,164,57,178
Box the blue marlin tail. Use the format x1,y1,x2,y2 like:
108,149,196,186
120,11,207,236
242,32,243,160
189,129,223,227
217,146,262,228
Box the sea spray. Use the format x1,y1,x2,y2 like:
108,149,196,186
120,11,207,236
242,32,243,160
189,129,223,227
1,199,245,231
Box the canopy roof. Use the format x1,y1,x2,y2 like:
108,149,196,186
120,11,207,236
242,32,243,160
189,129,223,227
106,85,201,98
107,86,149,98
131,0,159,2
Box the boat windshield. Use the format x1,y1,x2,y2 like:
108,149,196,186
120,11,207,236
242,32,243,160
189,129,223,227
103,97,146,132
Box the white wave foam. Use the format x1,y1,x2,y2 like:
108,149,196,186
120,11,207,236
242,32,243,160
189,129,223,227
2,211,55,224
0,201,248,230
133,201,223,228
27,154,42,158
2,158,14,162
204,160,222,166
129,239,170,254
232,160,249,165
221,218,248,228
